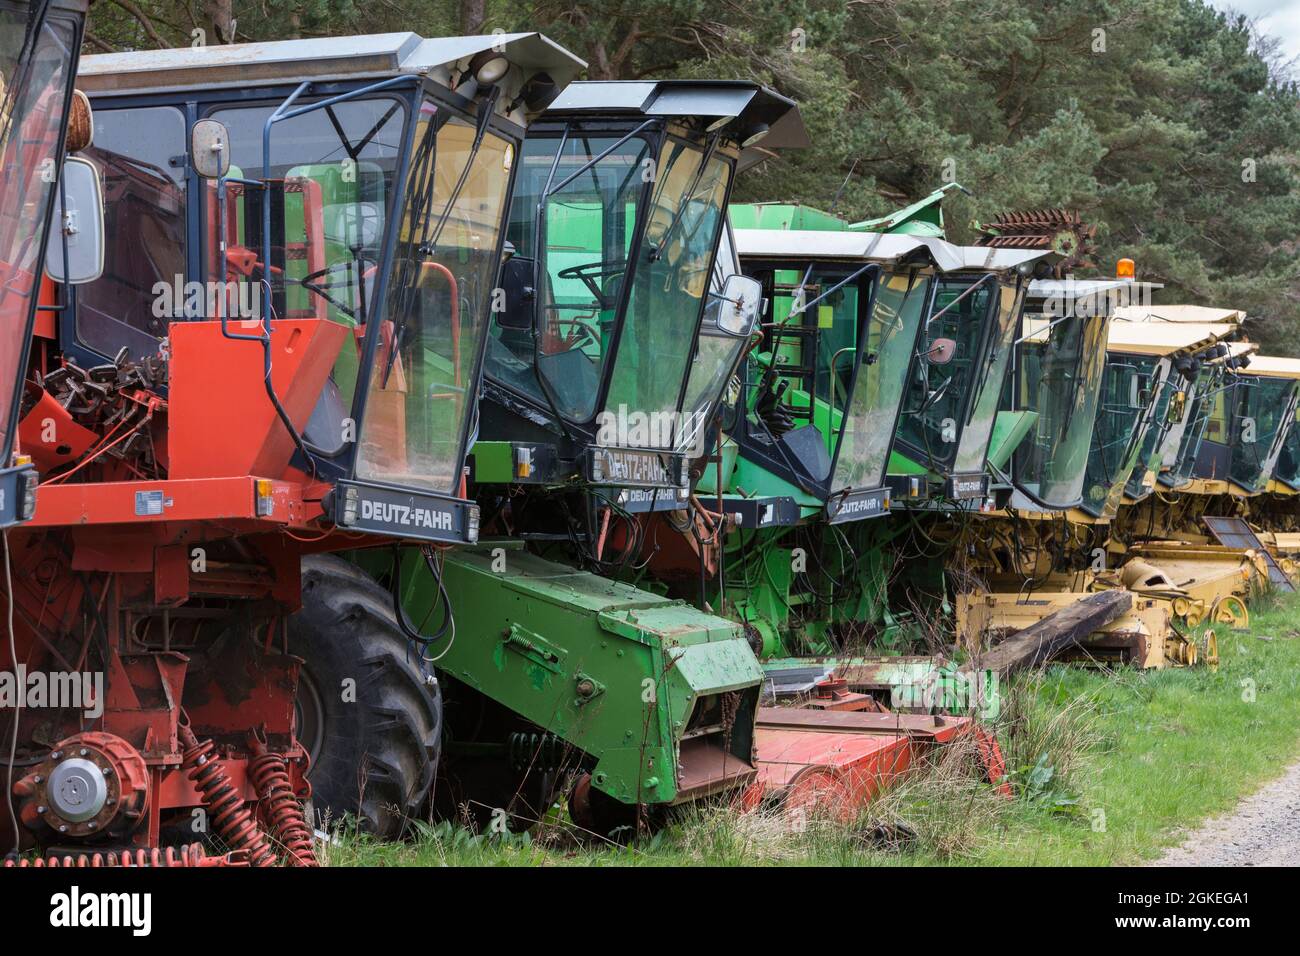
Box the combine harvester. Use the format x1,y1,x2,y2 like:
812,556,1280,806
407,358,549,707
383,91,1019,834
957,281,1246,667
3,31,589,864
1109,306,1300,631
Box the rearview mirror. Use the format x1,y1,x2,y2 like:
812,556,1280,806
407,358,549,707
44,158,104,286
708,274,762,337
190,119,231,180
922,337,957,365
1166,390,1187,425
496,255,536,331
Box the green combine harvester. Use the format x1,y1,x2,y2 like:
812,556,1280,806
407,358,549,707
646,193,1053,685
375,80,814,833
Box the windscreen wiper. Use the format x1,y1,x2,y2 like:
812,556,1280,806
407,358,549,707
648,134,720,262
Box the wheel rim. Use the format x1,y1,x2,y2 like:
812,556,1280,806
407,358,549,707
295,666,326,769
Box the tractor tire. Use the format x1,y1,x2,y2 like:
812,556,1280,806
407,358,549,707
289,555,441,839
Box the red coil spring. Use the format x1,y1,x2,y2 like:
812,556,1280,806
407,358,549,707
4,843,246,867
179,725,277,867
248,730,318,867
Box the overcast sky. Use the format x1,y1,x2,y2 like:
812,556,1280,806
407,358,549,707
1209,0,1300,65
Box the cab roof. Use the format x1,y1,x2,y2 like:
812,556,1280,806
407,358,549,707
733,229,1049,272
1112,304,1246,325
1236,355,1300,380
77,32,586,113
1104,322,1239,357
547,81,808,172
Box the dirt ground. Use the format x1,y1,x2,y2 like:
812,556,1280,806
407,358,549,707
1154,757,1300,866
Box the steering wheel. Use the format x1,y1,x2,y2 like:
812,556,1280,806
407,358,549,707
549,313,603,352
556,259,628,309
300,255,379,320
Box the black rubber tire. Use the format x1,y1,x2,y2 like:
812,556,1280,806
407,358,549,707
289,555,441,839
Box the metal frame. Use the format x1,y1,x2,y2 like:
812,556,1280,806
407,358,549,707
0,0,87,527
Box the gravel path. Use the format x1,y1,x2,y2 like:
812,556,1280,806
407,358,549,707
1153,758,1300,866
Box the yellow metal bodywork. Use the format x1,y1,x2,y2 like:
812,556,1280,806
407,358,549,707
955,583,1178,668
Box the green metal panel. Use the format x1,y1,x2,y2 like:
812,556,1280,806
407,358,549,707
469,440,514,483
727,202,849,231
987,410,1039,471
407,543,762,806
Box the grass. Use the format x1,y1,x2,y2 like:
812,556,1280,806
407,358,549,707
326,589,1300,867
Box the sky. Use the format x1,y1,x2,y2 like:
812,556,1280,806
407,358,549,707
1210,0,1300,65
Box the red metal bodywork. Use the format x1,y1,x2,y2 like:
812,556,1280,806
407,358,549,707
745,707,1011,820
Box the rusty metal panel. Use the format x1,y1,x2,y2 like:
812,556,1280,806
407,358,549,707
1203,515,1295,592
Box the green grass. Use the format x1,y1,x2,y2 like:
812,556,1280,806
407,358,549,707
326,590,1300,867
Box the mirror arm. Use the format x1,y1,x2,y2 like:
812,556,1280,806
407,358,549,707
787,262,880,320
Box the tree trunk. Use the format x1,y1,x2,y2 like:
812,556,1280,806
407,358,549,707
461,0,487,34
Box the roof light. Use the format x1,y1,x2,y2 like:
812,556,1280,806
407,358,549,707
470,50,510,86
1116,258,1135,279
740,122,770,148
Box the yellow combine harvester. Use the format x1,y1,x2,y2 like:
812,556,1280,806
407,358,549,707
958,295,1260,668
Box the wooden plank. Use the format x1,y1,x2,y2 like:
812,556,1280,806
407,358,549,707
959,590,1133,676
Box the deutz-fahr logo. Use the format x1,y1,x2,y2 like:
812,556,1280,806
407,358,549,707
828,487,890,523
360,499,454,531
949,475,987,499
591,448,675,486
836,496,882,517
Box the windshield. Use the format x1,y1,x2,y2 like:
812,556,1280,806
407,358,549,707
894,277,987,469
953,281,1022,474
0,3,76,454
1165,364,1219,488
1229,376,1297,492
603,139,731,448
830,270,929,493
1011,313,1109,507
1274,406,1300,489
1080,354,1164,517
489,132,651,422
206,94,513,493
1125,362,1182,499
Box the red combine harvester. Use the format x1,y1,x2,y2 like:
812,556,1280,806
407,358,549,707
2,32,584,865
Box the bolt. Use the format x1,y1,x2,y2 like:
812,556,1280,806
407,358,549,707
87,822,96,830
78,749,88,756
576,678,595,698
36,806,46,814
58,825,67,833
101,766,113,776
51,751,61,760
33,775,42,784
106,797,115,805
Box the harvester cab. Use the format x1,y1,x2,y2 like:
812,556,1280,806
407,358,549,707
727,190,1054,513
67,32,586,545
1272,402,1300,494
1000,278,1155,512
4,32,588,858
1075,321,1241,519
0,0,94,526
720,228,942,526
476,81,806,518
884,240,1051,508
1192,354,1300,494
1158,340,1256,490
1106,321,1245,505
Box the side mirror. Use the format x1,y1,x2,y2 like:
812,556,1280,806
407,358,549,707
1166,390,1187,425
922,337,957,365
709,273,762,336
190,119,231,180
496,255,536,331
44,158,104,286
